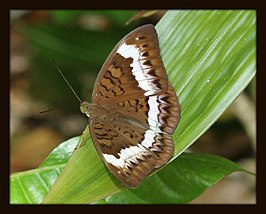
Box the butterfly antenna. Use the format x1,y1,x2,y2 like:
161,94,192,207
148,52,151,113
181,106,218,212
51,58,82,103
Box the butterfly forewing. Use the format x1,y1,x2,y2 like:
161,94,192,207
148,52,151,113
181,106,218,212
86,24,180,188
92,24,168,105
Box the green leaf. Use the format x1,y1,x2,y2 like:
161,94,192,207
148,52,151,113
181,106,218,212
10,137,80,204
105,153,246,204
158,10,256,157
40,136,80,167
42,127,125,204
10,10,256,204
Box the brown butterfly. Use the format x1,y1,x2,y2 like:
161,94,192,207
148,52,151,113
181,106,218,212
80,24,180,188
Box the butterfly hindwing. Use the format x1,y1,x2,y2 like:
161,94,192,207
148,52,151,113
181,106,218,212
89,117,174,187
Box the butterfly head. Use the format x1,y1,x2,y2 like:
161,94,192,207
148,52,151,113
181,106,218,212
80,101,91,117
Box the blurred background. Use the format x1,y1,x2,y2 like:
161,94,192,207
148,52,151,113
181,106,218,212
10,10,256,204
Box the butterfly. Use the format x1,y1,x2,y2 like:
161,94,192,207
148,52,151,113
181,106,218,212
80,24,180,188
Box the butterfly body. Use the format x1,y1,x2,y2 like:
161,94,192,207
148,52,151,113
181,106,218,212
81,24,180,188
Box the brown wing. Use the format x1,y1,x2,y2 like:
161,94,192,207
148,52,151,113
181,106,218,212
88,24,180,187
89,118,174,188
91,24,168,106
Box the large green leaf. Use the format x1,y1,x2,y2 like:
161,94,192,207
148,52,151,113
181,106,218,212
104,153,247,204
10,137,80,204
10,10,256,204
